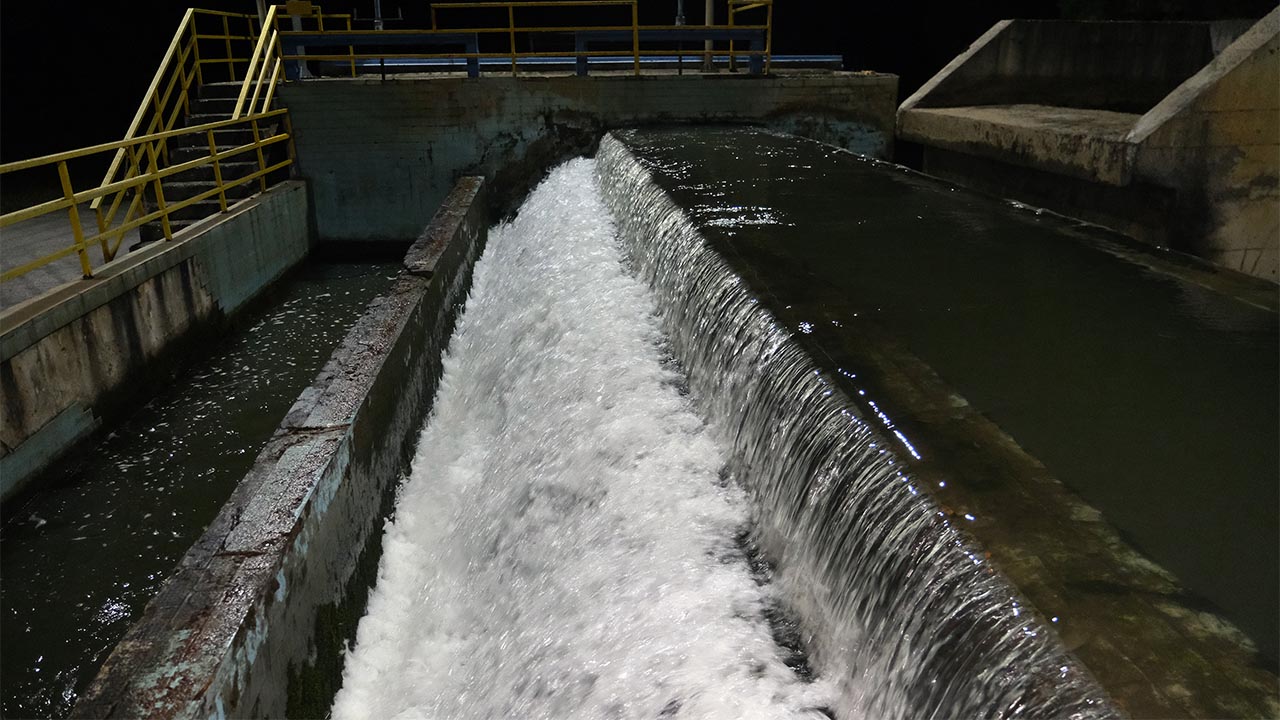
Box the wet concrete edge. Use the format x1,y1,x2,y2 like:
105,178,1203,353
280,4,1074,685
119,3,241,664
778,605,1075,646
69,177,488,719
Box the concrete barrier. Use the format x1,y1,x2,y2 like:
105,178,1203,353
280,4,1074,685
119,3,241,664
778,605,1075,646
280,71,898,242
898,11,1280,280
0,181,311,502
72,177,488,719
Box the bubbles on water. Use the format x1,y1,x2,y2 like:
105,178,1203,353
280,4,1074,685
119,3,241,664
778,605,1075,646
335,160,832,720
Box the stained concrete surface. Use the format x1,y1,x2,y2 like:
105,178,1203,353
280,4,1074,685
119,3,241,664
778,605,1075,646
0,203,141,309
72,179,488,719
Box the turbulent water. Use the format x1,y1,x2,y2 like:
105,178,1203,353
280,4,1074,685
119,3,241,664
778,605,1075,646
335,143,1115,719
595,134,1113,720
333,159,835,719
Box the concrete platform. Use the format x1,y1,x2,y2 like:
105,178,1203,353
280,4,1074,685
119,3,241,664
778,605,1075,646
898,11,1280,281
899,104,1140,184
0,203,140,310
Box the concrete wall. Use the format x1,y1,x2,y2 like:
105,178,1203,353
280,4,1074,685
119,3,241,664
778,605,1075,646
0,182,311,502
898,11,1280,281
72,178,488,720
905,20,1213,114
281,72,897,242
1130,11,1280,276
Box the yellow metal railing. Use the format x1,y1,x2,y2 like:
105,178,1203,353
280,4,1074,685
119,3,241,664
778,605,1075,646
0,110,292,284
729,0,773,73
275,0,772,77
90,8,262,257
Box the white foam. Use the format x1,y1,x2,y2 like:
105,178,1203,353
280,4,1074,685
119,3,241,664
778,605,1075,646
332,159,833,720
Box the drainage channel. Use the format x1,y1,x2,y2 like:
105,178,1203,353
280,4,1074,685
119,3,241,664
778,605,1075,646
0,260,398,719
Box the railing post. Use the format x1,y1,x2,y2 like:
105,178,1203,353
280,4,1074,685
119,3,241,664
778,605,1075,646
251,118,268,193
347,16,356,77
728,4,737,72
221,15,236,81
508,5,517,76
57,161,94,279
282,111,299,178
207,129,229,212
145,141,173,241
765,1,773,74
177,51,192,118
191,16,205,86
632,0,640,76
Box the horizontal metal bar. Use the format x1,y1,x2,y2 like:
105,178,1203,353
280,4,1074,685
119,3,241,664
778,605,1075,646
1,110,288,173
433,0,634,8
1,136,291,230
288,48,767,61
192,8,259,19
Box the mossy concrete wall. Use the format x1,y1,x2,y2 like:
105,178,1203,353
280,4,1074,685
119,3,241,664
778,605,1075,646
0,182,311,502
280,71,897,242
72,178,488,719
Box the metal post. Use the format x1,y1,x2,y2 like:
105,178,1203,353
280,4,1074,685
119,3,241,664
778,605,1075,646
144,141,173,241
631,1,640,76
702,0,713,72
223,15,235,80
191,17,204,86
207,130,228,212
251,118,268,192
675,0,685,74
58,162,93,278
508,5,517,76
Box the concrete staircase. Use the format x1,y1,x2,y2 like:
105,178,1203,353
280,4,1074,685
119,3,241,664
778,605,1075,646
139,82,285,243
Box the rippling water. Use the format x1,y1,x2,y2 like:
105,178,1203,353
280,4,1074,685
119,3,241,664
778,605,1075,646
0,262,397,719
334,160,835,720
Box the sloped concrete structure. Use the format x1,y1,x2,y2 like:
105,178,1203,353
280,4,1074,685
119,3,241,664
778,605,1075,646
898,10,1279,280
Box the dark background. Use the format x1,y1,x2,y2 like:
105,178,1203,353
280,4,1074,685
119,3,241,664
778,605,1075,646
1,0,1276,163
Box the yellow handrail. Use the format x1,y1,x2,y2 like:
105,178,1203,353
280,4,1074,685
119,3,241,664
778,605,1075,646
91,8,196,215
235,4,281,119
1,110,292,284
279,0,772,77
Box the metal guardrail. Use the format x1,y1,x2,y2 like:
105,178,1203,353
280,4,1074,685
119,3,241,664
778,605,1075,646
0,110,292,283
0,1,773,288
278,0,773,77
91,9,262,236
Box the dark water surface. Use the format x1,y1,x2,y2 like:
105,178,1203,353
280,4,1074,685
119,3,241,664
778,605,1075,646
0,261,397,719
617,127,1279,671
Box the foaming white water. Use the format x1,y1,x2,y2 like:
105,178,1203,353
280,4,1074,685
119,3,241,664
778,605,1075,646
333,159,833,720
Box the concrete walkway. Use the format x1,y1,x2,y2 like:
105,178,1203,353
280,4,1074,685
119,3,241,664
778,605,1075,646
0,204,140,311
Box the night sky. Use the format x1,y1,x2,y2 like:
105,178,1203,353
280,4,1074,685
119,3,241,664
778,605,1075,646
1,0,1275,163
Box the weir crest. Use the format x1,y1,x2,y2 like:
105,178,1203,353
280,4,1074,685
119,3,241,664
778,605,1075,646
596,132,1116,719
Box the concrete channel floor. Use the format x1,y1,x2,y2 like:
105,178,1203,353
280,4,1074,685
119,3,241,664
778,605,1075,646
0,203,140,310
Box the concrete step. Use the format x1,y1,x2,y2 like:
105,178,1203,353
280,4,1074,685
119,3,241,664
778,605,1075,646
164,181,256,203
168,125,277,154
198,81,243,100
170,160,258,183
165,199,225,222
138,219,199,245
191,96,238,116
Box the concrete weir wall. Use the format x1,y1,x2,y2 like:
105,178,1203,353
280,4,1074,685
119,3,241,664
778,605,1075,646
898,11,1280,280
281,72,897,241
0,182,310,502
72,178,488,719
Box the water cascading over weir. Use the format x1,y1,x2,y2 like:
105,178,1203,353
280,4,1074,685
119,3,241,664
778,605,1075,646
593,136,1113,718
323,141,1115,718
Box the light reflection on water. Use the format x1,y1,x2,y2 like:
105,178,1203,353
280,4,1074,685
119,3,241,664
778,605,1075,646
0,261,397,719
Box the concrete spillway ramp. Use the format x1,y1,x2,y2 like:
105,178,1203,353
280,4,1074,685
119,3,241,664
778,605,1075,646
897,9,1280,281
